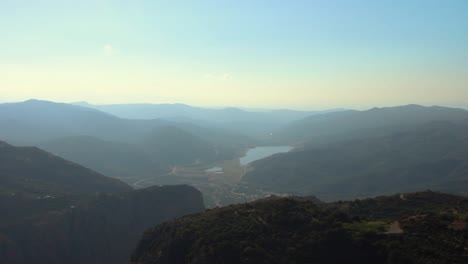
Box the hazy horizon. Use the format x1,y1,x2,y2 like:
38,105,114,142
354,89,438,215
1,98,468,112
2,2,468,262
1,0,468,109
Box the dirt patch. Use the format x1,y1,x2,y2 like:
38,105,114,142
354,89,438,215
450,220,468,230
385,221,404,234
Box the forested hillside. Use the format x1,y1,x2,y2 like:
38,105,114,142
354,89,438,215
131,191,468,264
245,121,468,200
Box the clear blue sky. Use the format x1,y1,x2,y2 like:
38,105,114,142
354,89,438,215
1,0,467,109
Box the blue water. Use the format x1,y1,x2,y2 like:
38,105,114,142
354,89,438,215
205,166,224,173
240,146,292,165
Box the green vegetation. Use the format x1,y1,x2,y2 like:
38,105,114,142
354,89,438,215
343,221,387,237
132,191,468,264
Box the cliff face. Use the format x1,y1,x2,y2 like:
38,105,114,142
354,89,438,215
0,185,205,264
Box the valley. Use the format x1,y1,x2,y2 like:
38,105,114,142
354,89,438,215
3,3,468,262
3,101,468,263
128,145,293,207
4,100,468,205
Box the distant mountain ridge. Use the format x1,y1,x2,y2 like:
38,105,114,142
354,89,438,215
73,101,318,122
245,120,468,200
276,104,468,144
73,101,337,138
0,100,254,180
0,99,178,143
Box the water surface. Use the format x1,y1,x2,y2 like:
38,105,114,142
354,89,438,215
205,166,224,173
240,146,292,165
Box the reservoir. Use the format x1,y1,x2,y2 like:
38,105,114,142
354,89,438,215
205,166,224,174
240,146,292,165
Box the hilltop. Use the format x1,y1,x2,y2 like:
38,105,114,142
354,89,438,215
131,191,468,264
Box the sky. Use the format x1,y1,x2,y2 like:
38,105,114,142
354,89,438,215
1,0,468,110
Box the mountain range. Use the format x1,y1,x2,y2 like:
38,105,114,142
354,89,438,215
2,99,468,263
73,101,336,139
275,104,468,145
245,119,468,200
0,100,255,181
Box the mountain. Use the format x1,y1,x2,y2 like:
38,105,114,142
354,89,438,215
172,122,256,152
75,102,327,139
38,136,165,179
141,126,219,166
131,191,468,264
0,141,205,264
38,126,251,181
276,105,468,145
0,100,254,179
140,124,257,165
77,102,317,123
0,185,204,264
0,99,163,144
0,140,130,195
244,121,468,200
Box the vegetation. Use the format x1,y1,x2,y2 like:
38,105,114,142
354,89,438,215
244,120,468,200
343,221,387,237
274,104,468,144
0,140,130,195
0,185,204,264
0,141,205,264
132,191,468,264
3,101,468,263
38,135,167,179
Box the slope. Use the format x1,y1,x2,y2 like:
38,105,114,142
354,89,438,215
0,100,254,179
0,99,161,144
38,136,165,179
0,140,131,195
131,191,468,264
76,102,322,139
0,142,205,264
244,121,468,200
276,104,468,145
0,185,204,264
